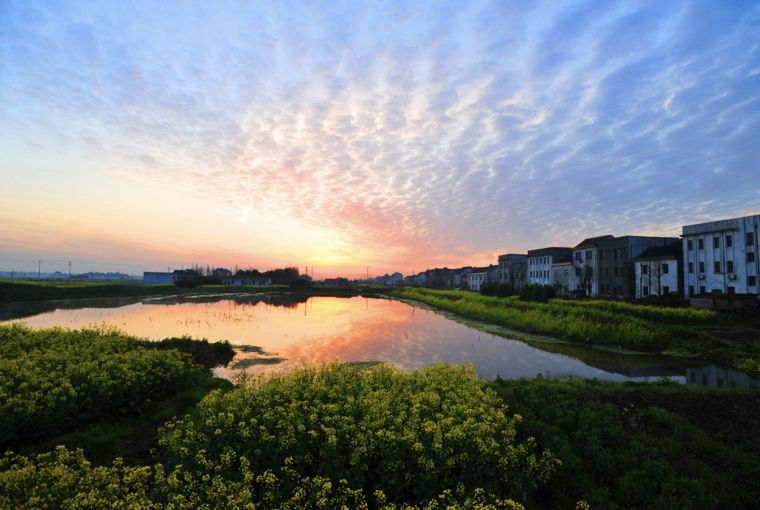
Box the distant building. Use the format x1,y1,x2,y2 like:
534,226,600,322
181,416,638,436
682,214,760,297
212,268,233,278
634,243,683,298
223,276,271,286
597,236,680,299
572,235,613,297
324,277,350,287
527,247,572,286
497,254,527,288
466,271,489,291
453,267,473,289
143,272,175,285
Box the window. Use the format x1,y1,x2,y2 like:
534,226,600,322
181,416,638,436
576,268,582,278
643,285,649,296
700,285,706,294
727,287,735,295
642,265,648,275
748,252,756,263
689,285,694,295
663,263,669,274
586,250,593,260
687,239,693,250
727,260,734,273
713,236,720,249
727,235,732,247
714,261,721,273
688,262,694,273
698,238,704,250
749,276,757,287
699,262,705,273
748,232,755,246
575,252,582,262
663,286,670,294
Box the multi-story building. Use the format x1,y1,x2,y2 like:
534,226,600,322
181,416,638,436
682,214,760,296
466,271,489,291
572,235,613,297
551,257,574,296
497,254,527,289
597,236,680,299
527,247,572,286
633,243,683,298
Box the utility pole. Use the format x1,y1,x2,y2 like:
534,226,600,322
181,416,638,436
38,260,41,280
366,266,369,280
68,261,72,280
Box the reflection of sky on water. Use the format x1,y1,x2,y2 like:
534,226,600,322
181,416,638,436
4,295,756,387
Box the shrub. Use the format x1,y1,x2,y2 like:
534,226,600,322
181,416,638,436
518,284,556,302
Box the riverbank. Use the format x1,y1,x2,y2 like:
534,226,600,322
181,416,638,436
388,287,760,376
1,325,757,508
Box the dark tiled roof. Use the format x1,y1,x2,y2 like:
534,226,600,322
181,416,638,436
634,244,683,260
574,235,613,249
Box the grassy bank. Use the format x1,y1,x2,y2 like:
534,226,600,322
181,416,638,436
389,288,760,375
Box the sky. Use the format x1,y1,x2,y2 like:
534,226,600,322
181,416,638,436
1,0,759,278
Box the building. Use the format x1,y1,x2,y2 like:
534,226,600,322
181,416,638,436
222,276,271,286
572,235,613,297
212,268,233,278
551,257,575,296
143,272,174,284
497,254,527,288
682,214,760,297
466,271,489,291
597,236,680,299
634,243,683,298
527,247,572,286
453,267,473,289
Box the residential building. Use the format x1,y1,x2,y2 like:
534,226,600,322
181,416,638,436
682,214,760,297
143,272,174,284
466,271,489,291
551,257,575,296
597,236,680,299
497,254,527,288
222,276,271,286
527,247,572,286
634,243,683,298
572,235,613,297
453,267,473,289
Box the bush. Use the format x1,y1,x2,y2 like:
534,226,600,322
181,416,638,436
518,284,556,302
159,362,558,507
479,282,516,297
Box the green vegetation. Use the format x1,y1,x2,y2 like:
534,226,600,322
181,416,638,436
390,288,760,374
491,376,760,509
230,357,287,369
1,358,556,509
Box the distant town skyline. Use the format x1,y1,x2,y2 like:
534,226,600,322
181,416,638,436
2,1,759,278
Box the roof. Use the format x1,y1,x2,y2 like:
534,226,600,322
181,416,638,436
574,235,614,250
527,247,572,257
634,244,683,261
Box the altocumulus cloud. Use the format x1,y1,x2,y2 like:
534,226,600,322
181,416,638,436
2,0,759,267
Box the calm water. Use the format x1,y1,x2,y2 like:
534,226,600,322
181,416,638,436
2,294,757,387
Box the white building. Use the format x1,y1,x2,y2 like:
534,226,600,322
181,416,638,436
551,260,575,296
527,247,572,286
682,214,760,297
634,244,682,298
497,254,527,288
572,235,613,297
143,272,175,284
466,271,489,291
222,276,271,286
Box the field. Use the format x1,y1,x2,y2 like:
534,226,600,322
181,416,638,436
1,324,758,508
389,288,760,375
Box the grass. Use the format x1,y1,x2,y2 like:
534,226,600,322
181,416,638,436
389,287,760,375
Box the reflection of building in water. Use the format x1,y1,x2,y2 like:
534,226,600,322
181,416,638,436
685,365,760,388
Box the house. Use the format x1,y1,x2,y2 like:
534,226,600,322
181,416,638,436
466,271,489,291
222,276,271,286
212,268,233,278
634,243,683,298
597,236,680,299
572,235,613,297
527,247,572,286
682,214,760,297
143,272,174,285
324,277,350,287
497,254,527,288
453,267,473,289
551,256,575,296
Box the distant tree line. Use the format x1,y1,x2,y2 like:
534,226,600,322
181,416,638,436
174,266,300,287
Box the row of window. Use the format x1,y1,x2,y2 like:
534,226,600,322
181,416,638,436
642,285,670,296
529,257,551,265
574,250,593,262
687,254,756,274
600,248,627,260
686,232,756,251
641,263,669,275
530,270,549,279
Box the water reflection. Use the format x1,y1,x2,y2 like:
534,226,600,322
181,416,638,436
2,295,757,387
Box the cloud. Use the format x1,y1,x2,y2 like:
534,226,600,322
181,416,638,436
2,0,760,272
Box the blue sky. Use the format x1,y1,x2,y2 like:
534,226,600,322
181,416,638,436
1,0,759,276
